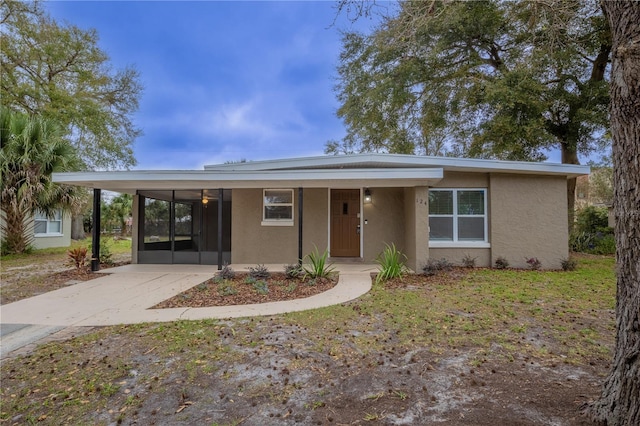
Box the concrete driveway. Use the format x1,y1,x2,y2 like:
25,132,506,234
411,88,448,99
0,263,374,327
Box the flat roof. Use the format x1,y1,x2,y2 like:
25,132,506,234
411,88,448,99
53,154,590,193
205,153,590,178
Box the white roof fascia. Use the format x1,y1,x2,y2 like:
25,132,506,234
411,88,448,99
204,153,589,178
53,168,444,193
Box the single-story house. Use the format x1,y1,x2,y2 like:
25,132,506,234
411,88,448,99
52,154,589,270
1,210,71,250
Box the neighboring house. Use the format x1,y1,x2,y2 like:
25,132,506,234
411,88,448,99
0,209,71,250
53,154,589,270
575,168,613,209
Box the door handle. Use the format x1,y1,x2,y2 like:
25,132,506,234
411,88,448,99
356,225,361,235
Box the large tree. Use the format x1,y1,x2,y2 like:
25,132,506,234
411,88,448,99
1,0,142,171
102,193,133,236
587,1,640,424
330,0,611,218
0,107,81,254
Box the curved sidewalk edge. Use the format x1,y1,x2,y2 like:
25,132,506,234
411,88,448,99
75,270,374,325
0,264,376,327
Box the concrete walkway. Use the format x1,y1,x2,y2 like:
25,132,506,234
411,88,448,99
1,263,375,357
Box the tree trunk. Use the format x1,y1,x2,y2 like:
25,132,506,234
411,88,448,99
561,143,579,231
71,214,85,240
587,2,640,425
1,205,30,254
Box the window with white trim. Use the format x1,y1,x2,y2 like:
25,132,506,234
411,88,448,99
429,189,487,244
262,189,294,226
34,209,63,236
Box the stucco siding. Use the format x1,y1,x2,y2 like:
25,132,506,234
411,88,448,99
432,172,489,188
231,188,298,264
32,214,72,250
363,187,405,262
302,188,329,256
429,248,491,268
489,174,568,269
1,211,71,250
403,187,417,271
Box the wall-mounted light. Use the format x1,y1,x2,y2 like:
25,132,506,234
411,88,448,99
202,197,209,205
364,188,372,204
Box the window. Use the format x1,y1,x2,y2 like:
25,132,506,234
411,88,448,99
34,209,63,236
429,189,487,245
262,189,294,226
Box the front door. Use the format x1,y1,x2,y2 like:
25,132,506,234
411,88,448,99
330,189,360,257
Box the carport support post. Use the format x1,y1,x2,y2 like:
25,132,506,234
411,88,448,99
298,187,303,265
91,188,101,272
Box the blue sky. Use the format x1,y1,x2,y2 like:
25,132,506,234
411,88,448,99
47,1,384,170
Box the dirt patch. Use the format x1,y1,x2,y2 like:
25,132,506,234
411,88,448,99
0,257,130,305
0,318,608,425
152,273,338,309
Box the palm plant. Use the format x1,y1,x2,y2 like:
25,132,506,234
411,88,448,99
302,245,335,279
1,107,81,254
375,243,408,284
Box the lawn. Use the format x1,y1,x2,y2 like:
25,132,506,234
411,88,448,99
0,254,615,425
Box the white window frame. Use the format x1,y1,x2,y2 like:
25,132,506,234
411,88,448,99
261,189,294,226
428,188,489,248
34,209,64,237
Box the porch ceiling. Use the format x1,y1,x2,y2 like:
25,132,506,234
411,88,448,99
52,168,444,194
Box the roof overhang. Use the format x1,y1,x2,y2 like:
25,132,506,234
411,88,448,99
53,168,444,194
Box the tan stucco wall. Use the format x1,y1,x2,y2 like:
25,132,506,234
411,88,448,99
429,248,491,267
232,189,299,264
489,174,568,269
403,187,417,271
363,187,405,262
402,186,429,272
426,173,490,270
302,188,329,256
432,172,489,188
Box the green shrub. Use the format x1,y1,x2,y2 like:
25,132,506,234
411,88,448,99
461,254,477,268
375,243,407,284
575,206,609,234
570,230,615,255
494,256,509,269
249,264,270,280
284,264,303,279
252,280,269,295
67,247,88,269
217,281,237,296
592,234,616,255
560,257,578,271
422,258,453,276
99,238,113,265
526,257,541,270
218,263,235,280
302,246,335,279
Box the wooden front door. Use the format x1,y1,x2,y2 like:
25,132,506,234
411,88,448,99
330,189,360,257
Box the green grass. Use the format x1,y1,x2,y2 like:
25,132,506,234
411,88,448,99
1,237,131,269
0,254,616,424
285,254,616,362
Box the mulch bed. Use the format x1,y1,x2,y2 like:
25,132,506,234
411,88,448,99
373,268,471,289
152,272,338,309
